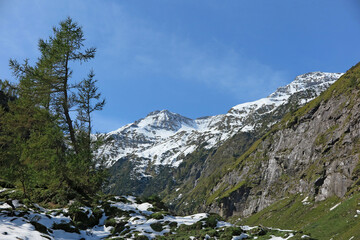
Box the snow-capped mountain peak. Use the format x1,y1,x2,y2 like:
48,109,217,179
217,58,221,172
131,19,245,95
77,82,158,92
269,72,343,98
229,72,343,116
108,110,197,141
100,72,343,177
137,110,196,132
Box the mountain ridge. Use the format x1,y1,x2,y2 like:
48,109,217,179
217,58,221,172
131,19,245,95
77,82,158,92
101,71,343,197
168,63,360,224
101,72,342,168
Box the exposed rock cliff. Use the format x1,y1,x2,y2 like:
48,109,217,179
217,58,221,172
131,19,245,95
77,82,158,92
181,63,360,219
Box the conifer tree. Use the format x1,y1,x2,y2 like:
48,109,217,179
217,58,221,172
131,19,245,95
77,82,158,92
4,17,107,200
71,70,106,194
44,17,95,154
11,17,96,154
0,79,17,109
0,84,64,198
76,70,105,157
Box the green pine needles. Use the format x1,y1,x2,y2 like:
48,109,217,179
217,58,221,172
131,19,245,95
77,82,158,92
0,17,107,204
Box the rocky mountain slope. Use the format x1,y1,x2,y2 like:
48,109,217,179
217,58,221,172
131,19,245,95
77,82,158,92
167,62,360,239
100,72,342,196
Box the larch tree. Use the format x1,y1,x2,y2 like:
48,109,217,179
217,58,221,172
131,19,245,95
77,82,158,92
76,70,105,161
5,17,107,199
12,17,97,154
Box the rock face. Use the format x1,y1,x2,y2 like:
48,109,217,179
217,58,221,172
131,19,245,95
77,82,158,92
100,72,342,196
191,64,360,218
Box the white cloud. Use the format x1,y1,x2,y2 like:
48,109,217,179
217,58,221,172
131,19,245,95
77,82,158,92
86,5,289,100
0,0,291,131
1,0,289,99
177,49,289,99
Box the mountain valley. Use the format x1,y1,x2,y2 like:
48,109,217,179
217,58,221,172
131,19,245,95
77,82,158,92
2,8,360,239
96,65,360,239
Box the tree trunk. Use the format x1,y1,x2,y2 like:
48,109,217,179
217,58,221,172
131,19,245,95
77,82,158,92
63,53,78,154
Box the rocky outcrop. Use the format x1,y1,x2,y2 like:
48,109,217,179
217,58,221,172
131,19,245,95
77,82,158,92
202,64,360,218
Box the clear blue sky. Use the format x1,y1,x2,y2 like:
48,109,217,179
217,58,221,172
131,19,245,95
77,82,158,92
1,0,360,132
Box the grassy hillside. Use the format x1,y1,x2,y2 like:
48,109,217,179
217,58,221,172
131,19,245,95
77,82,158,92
240,192,360,239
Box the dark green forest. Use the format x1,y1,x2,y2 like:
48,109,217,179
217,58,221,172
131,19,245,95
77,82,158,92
0,17,107,204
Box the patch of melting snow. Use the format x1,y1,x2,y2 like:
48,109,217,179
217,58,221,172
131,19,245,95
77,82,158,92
0,188,8,193
110,201,153,216
330,202,341,211
33,203,46,212
11,200,23,208
0,209,109,240
232,233,249,239
241,225,258,231
0,216,47,240
268,227,295,232
0,195,301,240
302,196,311,205
0,204,11,210
269,233,294,239
137,202,153,212
163,213,208,226
217,221,232,228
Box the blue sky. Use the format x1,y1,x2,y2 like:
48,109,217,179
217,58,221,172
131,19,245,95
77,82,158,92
1,0,360,132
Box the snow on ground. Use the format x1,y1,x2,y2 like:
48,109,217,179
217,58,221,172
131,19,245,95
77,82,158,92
216,220,232,228
162,213,208,226
301,196,311,206
0,206,110,240
269,233,294,240
241,225,258,231
110,196,154,215
0,216,47,240
0,194,223,240
0,188,8,193
0,203,12,209
268,227,295,232
232,233,249,240
301,196,309,203
330,202,341,211
0,193,299,240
